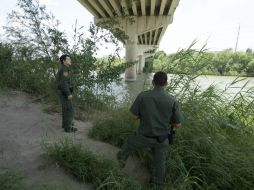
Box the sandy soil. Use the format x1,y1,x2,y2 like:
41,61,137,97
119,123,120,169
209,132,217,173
0,90,149,189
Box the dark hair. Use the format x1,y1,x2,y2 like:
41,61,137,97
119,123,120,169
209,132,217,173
153,71,168,86
59,54,70,64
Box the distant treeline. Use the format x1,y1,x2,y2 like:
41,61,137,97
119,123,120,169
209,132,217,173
151,48,254,77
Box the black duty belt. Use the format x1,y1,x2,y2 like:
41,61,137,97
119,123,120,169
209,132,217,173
144,134,168,143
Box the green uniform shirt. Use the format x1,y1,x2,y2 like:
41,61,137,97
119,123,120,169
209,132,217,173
130,86,182,136
56,65,73,97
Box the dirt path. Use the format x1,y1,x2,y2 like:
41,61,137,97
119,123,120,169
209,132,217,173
0,90,149,189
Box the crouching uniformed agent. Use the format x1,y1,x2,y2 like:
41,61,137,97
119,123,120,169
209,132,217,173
56,54,77,132
117,71,182,188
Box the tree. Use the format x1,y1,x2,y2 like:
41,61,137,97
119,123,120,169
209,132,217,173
4,0,69,78
246,60,254,76
246,48,253,54
2,0,130,107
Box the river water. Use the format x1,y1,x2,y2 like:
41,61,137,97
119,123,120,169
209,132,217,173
109,74,254,103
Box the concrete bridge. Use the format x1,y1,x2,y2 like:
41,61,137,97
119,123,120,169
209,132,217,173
77,0,180,81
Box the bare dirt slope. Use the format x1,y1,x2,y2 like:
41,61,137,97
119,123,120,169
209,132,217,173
0,90,149,189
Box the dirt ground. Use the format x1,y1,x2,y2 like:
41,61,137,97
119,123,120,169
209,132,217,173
0,90,149,189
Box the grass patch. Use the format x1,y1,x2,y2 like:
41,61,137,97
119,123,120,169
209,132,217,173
0,171,25,190
44,138,143,190
0,87,13,97
89,107,139,147
0,170,75,190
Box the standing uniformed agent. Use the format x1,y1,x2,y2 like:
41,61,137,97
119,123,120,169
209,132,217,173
56,54,77,132
117,71,182,188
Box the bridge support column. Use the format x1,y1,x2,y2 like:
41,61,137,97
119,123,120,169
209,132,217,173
125,22,137,82
137,54,145,74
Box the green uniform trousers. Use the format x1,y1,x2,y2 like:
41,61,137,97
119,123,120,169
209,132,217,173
58,91,74,131
119,133,169,186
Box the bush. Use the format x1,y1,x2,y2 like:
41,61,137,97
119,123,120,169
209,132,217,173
89,107,138,147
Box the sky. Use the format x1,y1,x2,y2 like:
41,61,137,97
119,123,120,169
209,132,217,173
1,0,254,57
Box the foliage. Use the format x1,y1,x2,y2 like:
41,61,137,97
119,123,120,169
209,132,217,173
4,0,68,78
89,46,254,190
0,43,13,87
0,171,25,190
0,0,132,111
0,170,84,190
44,138,143,190
89,107,139,147
152,42,254,77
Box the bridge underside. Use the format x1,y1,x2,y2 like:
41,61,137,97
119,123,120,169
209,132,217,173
78,0,177,18
77,0,180,81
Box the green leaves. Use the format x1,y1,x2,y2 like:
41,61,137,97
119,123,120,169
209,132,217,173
1,0,128,110
151,42,254,77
